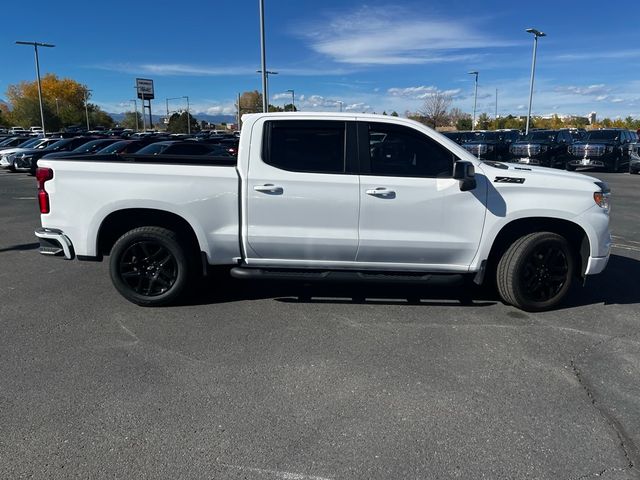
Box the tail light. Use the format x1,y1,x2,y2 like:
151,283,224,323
36,167,54,214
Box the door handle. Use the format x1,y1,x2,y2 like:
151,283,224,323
254,184,283,194
365,187,395,197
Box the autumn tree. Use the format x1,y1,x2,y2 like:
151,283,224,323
419,92,452,129
6,74,113,131
238,91,263,114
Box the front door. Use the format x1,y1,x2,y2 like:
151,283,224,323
356,122,487,270
245,118,360,263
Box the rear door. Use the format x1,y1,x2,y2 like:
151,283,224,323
245,118,360,263
356,121,487,269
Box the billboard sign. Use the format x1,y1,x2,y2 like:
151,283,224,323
136,78,154,100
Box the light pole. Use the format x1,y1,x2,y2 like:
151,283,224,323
525,28,546,135
16,41,55,134
84,89,93,131
468,71,478,131
55,97,60,117
337,101,343,112
286,89,295,111
130,99,139,132
258,0,268,113
183,96,190,135
256,70,278,111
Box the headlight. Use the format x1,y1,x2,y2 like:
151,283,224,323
593,182,611,212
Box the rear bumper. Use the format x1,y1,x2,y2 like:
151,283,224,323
34,228,74,259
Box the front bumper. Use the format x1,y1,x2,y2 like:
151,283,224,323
34,228,74,259
567,157,607,168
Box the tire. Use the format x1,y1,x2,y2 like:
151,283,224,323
606,156,620,173
496,232,574,312
109,226,193,306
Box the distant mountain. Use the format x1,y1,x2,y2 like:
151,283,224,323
108,112,236,125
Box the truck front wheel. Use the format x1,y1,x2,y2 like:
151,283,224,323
496,232,574,311
109,226,191,306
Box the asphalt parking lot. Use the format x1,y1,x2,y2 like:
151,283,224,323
1,169,639,480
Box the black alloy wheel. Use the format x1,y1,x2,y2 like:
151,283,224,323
109,226,193,306
519,241,569,304
496,232,574,311
119,241,177,296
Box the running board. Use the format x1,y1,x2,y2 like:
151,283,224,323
230,267,464,286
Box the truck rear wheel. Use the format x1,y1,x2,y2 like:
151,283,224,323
496,232,574,312
109,226,191,306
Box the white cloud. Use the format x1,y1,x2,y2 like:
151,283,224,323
387,86,462,99
554,84,610,96
298,6,513,65
93,63,353,77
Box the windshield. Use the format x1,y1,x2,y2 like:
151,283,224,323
18,138,42,149
97,140,129,154
586,130,619,141
523,131,557,142
470,131,500,141
44,139,71,151
71,139,108,153
136,143,171,155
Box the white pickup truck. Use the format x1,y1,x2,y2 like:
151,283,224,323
34,113,612,311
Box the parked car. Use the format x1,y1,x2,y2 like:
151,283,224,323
0,136,32,151
94,139,154,155
0,137,59,170
441,131,475,145
134,141,231,156
630,143,640,174
461,130,520,161
566,129,632,172
14,137,97,174
42,139,120,159
34,113,611,312
510,130,573,168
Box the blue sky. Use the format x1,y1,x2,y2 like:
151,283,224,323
2,0,639,119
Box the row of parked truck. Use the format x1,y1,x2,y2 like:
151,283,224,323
443,128,640,173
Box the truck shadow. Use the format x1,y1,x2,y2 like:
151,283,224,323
187,254,640,309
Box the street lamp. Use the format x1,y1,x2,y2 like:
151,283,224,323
130,99,139,132
256,70,278,111
286,89,295,111
258,0,268,113
525,28,546,135
468,71,478,131
15,41,55,134
84,89,93,131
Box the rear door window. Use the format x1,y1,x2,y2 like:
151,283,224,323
262,120,346,174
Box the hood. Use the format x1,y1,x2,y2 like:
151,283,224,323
0,146,36,156
479,161,603,190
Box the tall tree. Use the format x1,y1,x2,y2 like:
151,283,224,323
5,74,100,129
419,92,452,129
238,91,263,114
167,112,199,134
121,111,142,130
476,113,491,130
